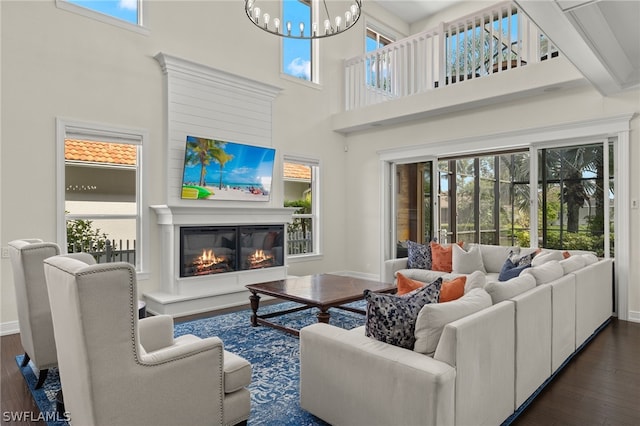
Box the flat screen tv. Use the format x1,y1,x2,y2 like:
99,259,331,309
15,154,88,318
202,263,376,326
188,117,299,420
181,136,276,201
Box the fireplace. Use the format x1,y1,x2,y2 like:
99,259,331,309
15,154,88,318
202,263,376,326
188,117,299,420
180,225,284,278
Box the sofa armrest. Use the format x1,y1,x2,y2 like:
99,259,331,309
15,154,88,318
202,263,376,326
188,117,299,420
434,301,515,426
300,323,455,426
573,258,613,347
383,257,409,283
139,315,175,353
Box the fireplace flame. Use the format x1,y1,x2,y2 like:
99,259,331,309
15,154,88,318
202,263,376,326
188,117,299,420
199,249,223,268
247,249,275,269
250,249,268,262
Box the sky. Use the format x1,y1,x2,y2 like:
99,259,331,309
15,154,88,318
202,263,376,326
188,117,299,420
282,0,312,80
67,0,138,24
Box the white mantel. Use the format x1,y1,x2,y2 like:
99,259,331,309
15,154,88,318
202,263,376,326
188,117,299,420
150,205,296,226
145,205,296,317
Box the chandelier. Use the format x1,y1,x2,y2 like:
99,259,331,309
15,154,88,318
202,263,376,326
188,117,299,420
245,0,362,40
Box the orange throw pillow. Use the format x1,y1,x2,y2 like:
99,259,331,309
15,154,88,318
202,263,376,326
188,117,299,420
562,251,571,259
396,272,425,296
430,242,463,272
439,276,467,302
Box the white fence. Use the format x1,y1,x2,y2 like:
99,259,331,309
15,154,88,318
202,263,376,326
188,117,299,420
344,1,559,110
287,230,312,255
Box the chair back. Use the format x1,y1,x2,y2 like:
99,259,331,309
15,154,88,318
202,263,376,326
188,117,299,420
8,239,60,369
44,255,144,425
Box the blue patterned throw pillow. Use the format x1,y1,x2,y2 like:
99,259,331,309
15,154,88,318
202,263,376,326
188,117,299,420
406,240,432,270
364,278,442,349
498,251,537,281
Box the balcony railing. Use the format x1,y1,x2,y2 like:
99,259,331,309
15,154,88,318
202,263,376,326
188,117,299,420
344,1,559,111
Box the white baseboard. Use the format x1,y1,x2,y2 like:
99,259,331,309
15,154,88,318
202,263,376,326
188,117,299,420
628,310,640,323
1,321,20,336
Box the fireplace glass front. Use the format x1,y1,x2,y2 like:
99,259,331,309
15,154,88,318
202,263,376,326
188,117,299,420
239,225,284,270
180,226,237,277
179,225,285,278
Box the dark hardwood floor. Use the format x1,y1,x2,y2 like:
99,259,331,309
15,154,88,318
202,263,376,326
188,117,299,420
1,315,638,425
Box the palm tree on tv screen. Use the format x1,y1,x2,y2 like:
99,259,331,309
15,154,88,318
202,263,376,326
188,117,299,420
211,140,233,190
185,137,217,186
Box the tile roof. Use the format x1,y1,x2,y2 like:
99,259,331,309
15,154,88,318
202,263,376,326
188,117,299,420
283,162,311,180
65,139,137,166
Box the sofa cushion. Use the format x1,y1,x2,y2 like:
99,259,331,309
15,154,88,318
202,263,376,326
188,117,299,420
484,274,536,304
559,256,587,274
364,278,442,349
478,244,519,273
452,244,486,274
531,250,564,267
464,270,486,293
414,288,492,356
396,272,425,296
523,260,564,284
223,350,252,393
439,276,466,302
431,242,463,273
406,240,432,270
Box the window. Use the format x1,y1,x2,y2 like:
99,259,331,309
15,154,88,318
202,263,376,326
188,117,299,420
365,24,395,91
57,0,147,33
391,143,614,256
438,152,530,246
366,26,394,52
283,157,320,257
57,119,146,273
282,0,313,81
538,141,614,256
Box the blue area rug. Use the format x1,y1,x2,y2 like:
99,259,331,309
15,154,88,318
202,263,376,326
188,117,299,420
16,301,366,426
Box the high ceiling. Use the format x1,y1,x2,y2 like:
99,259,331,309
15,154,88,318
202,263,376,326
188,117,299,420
375,0,462,23
374,0,640,94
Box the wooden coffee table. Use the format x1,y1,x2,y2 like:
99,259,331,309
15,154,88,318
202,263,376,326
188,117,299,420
246,274,396,336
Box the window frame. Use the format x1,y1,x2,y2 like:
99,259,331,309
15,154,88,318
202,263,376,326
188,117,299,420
282,154,321,261
365,19,398,52
56,118,149,278
56,0,149,35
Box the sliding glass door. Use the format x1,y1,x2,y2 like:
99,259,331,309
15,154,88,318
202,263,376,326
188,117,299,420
395,161,434,258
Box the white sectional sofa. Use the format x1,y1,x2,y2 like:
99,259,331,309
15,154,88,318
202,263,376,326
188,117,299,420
299,244,613,426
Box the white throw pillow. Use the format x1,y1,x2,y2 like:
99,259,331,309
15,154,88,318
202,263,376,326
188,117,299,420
581,253,599,265
484,274,536,304
559,256,587,274
478,244,518,273
413,288,492,356
452,244,486,274
395,269,448,284
531,250,564,267
464,270,486,293
522,260,564,284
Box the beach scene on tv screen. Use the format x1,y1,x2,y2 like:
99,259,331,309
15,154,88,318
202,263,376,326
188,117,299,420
181,136,275,201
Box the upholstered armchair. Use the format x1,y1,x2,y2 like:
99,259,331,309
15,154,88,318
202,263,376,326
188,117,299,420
8,239,62,388
43,255,252,426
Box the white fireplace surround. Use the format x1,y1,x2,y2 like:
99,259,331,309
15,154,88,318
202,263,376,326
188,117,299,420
143,53,291,316
145,205,295,316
